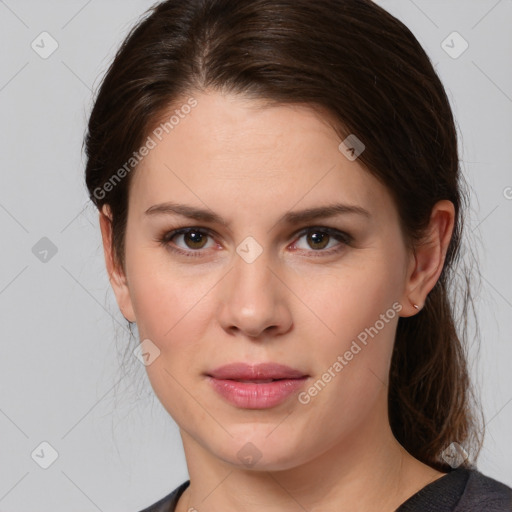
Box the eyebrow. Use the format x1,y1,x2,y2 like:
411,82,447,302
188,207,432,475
144,201,371,226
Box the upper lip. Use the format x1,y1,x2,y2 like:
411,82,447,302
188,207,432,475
207,362,308,380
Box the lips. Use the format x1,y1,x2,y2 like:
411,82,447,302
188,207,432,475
206,362,307,381
206,363,309,409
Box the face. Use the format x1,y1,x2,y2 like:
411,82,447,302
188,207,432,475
103,90,417,471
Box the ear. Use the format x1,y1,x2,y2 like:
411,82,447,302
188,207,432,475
400,199,455,317
99,204,136,323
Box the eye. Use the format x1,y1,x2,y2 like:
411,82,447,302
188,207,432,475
291,227,352,255
159,227,216,257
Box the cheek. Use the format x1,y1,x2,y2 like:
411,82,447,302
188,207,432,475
298,253,405,402
129,272,180,340
304,256,404,342
125,252,221,390
125,245,208,339
126,261,216,421
298,290,400,441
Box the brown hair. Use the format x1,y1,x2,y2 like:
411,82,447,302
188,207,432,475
84,0,484,471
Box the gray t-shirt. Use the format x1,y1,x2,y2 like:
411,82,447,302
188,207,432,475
139,467,512,511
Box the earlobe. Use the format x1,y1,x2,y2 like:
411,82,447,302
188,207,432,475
98,205,136,323
400,200,455,317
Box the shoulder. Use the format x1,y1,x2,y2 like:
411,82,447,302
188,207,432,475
137,480,190,512
455,469,512,511
397,466,511,512
136,471,512,512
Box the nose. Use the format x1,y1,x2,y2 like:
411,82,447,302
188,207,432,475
216,248,293,339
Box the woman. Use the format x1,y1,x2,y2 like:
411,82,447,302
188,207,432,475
84,0,512,510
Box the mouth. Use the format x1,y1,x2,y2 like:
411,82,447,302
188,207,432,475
206,362,308,381
205,362,309,409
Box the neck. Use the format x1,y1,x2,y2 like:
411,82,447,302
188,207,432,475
175,398,444,512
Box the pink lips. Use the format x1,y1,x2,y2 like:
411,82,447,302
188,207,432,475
206,362,309,409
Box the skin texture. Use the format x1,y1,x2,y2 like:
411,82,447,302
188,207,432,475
100,90,455,511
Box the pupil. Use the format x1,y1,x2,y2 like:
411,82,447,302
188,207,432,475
308,232,329,250
185,231,206,249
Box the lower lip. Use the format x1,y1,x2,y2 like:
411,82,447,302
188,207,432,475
207,377,308,409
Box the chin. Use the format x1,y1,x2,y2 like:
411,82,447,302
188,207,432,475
208,429,310,472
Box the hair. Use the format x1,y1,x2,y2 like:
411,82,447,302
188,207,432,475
84,0,484,472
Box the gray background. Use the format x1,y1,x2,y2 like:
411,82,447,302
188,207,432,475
0,1,511,510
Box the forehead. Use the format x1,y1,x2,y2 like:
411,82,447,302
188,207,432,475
144,91,341,170
129,90,395,223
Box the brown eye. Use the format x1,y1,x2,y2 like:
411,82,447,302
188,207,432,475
181,230,208,249
160,227,214,254
292,227,352,256
307,231,330,250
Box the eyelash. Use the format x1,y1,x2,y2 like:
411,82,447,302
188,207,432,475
156,226,353,259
